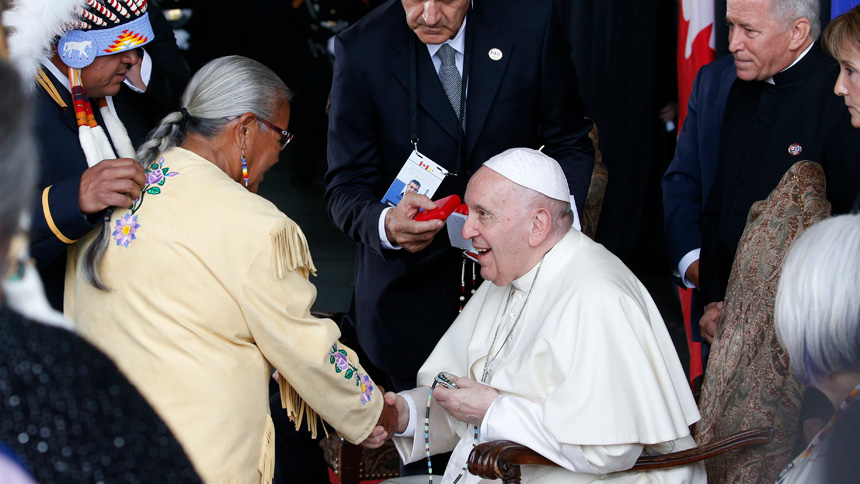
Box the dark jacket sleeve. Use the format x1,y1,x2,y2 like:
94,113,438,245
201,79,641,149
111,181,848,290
30,175,99,268
662,67,707,275
324,34,387,255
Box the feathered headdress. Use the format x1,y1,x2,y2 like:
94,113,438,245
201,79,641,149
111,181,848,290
4,0,152,86
4,0,85,86
4,0,153,165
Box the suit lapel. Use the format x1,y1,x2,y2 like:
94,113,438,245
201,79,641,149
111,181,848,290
464,9,510,160
391,32,465,145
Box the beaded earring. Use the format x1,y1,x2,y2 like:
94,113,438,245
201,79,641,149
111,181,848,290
241,145,249,187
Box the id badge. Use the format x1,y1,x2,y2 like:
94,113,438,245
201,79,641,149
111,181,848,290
381,149,449,207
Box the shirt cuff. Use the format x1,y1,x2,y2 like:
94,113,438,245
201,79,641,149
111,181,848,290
379,207,401,251
394,391,417,438
122,50,152,94
140,49,152,86
677,249,700,288
570,194,581,231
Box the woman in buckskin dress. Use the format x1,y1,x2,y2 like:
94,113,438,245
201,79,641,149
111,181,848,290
65,56,392,483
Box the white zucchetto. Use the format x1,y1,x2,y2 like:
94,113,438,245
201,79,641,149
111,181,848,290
482,148,570,202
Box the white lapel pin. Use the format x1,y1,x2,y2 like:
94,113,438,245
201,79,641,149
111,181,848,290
489,48,502,61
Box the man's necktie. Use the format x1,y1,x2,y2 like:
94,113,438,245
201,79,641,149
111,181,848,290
437,43,464,128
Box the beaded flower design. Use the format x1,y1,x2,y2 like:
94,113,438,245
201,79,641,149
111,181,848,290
328,343,373,405
360,374,374,405
113,157,178,247
112,213,140,247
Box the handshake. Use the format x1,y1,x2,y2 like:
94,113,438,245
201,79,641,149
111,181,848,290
360,377,500,449
361,391,407,449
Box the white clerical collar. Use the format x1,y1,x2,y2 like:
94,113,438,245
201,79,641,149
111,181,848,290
426,16,467,58
765,41,814,85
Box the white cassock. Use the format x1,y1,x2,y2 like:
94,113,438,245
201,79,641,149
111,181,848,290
393,229,705,483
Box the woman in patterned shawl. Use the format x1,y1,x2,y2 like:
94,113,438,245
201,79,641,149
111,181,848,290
695,161,830,483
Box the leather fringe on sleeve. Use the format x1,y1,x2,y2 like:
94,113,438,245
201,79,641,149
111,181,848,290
257,416,276,484
271,219,317,279
278,372,329,439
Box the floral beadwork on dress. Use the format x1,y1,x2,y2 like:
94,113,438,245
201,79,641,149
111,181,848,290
112,213,140,247
360,374,374,405
329,343,373,405
112,157,178,247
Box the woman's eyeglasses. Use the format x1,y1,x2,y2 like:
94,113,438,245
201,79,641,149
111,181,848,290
259,118,294,150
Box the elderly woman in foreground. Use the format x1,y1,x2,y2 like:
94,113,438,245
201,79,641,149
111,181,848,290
774,213,860,483
65,56,392,483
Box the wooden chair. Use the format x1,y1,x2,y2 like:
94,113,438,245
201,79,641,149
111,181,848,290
320,435,400,484
466,427,773,484
310,309,402,483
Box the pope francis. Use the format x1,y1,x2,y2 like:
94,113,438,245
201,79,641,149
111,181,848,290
366,148,705,484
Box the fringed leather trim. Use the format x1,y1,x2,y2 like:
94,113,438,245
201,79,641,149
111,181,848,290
278,373,329,440
36,68,67,108
257,415,276,484
271,219,317,279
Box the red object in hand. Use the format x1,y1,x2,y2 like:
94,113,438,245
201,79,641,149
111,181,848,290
414,194,461,221
454,203,469,215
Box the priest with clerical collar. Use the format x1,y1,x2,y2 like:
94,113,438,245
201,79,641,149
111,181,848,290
361,148,704,484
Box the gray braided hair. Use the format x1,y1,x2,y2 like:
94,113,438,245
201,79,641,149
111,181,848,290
82,55,292,289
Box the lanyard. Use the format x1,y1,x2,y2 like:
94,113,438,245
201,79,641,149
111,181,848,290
409,17,472,175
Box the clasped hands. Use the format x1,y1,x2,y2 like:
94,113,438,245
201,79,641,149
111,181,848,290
360,377,500,449
384,193,445,253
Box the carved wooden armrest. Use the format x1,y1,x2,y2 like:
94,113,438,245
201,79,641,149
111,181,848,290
467,428,773,484
631,427,773,470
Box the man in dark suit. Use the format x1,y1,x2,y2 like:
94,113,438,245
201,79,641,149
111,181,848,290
661,54,736,366
325,0,594,392
698,0,860,341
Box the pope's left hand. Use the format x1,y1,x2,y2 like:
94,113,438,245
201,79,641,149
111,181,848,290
432,377,499,426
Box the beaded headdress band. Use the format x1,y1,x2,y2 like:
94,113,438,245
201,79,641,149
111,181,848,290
4,0,152,166
58,0,153,68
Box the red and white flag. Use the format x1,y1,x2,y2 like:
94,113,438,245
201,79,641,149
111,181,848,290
677,0,716,130
677,1,716,389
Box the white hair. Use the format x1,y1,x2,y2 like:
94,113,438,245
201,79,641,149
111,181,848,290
0,60,36,279
771,0,821,40
775,214,860,385
514,183,573,239
4,0,86,90
82,56,292,289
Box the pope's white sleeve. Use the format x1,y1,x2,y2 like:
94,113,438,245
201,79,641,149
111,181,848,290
481,395,644,474
394,391,418,438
